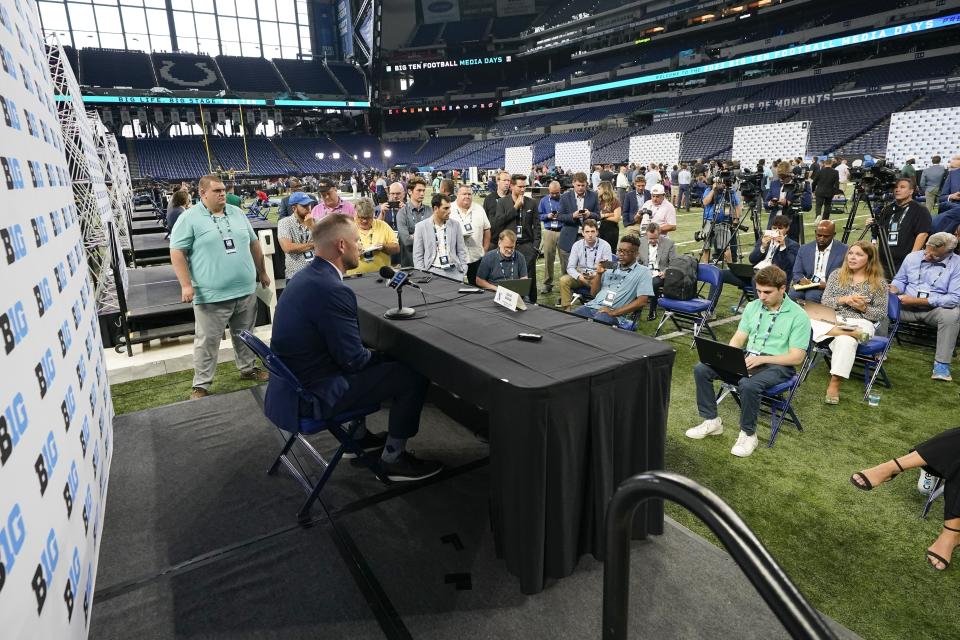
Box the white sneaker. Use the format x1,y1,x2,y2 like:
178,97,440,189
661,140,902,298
685,417,723,439
731,431,759,457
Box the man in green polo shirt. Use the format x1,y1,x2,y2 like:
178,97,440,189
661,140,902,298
225,183,243,208
170,174,272,400
686,265,811,457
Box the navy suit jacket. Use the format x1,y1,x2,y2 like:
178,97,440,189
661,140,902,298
938,168,960,213
791,239,847,284
621,188,652,226
557,189,600,252
265,259,373,432
748,236,799,274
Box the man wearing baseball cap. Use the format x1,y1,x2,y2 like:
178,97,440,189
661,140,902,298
311,177,356,220
278,191,319,280
637,183,677,236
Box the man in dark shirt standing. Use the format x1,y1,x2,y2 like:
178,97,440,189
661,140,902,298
483,170,511,222
867,177,932,278
493,175,541,303
812,158,840,221
266,215,443,482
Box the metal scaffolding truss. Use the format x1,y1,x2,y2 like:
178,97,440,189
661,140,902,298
48,39,123,315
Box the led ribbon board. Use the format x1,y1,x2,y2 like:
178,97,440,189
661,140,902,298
53,96,370,108
502,15,960,107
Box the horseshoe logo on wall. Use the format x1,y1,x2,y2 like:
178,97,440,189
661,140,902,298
158,61,219,87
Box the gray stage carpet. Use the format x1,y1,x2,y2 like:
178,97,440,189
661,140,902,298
91,388,859,639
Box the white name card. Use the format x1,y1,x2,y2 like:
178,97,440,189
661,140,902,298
494,286,527,311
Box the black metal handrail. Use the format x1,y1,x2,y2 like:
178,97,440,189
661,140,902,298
602,471,837,640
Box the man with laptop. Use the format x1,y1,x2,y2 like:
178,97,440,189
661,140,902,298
687,265,811,458
476,229,529,294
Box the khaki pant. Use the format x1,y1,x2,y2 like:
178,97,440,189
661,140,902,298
540,229,561,287
192,293,259,390
559,274,589,308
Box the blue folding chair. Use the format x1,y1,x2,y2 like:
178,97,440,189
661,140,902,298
655,263,723,344
717,334,815,447
237,330,382,523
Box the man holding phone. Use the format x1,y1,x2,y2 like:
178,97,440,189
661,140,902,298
573,235,653,327
558,172,600,276
558,219,612,310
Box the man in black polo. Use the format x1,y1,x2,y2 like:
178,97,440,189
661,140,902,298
867,177,932,278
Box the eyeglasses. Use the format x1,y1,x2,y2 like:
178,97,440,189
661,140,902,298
616,248,637,254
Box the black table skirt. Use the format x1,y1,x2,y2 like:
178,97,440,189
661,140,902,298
345,271,675,593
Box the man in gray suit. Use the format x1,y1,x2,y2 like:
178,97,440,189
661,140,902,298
413,193,468,278
637,222,676,319
789,219,847,303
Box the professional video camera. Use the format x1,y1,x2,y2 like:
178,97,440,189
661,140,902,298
737,170,764,199
716,168,735,188
849,159,898,194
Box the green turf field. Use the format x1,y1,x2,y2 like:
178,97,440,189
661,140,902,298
113,196,960,640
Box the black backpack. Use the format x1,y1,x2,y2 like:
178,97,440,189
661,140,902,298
662,255,698,300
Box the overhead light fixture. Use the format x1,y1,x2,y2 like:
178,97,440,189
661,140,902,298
332,152,340,159
316,152,325,159
383,149,392,157
363,151,371,158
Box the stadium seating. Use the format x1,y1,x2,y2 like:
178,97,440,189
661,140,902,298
440,19,491,43
216,56,287,93
490,16,535,39
80,48,155,89
151,52,226,91
61,46,80,81
408,23,444,47
272,59,344,95
274,137,368,173
135,138,213,180
207,137,298,176
327,63,368,98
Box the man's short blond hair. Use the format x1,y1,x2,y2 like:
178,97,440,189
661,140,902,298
311,213,355,245
198,174,224,191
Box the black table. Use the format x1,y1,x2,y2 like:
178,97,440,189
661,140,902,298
345,271,675,593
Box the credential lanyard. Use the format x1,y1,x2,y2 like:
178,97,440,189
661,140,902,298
748,307,780,354
499,255,516,280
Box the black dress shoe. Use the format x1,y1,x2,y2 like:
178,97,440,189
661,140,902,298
343,431,387,458
379,451,444,482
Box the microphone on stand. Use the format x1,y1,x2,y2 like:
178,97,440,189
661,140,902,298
379,266,417,319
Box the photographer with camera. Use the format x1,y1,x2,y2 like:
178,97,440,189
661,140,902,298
749,215,799,273
766,161,812,243
866,177,932,278
636,184,677,237
699,175,742,264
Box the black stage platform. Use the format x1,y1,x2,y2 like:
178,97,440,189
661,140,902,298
91,388,859,639
124,218,281,269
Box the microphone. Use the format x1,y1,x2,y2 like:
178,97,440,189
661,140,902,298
378,266,417,319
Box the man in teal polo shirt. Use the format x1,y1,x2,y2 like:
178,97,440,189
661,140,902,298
170,174,272,400
574,234,654,328
687,265,811,457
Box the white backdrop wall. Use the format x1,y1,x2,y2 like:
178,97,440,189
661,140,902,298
0,1,113,638
628,132,683,167
886,107,960,170
732,121,810,169
504,146,533,176
555,140,592,174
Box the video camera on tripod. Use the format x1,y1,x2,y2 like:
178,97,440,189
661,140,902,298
840,159,899,246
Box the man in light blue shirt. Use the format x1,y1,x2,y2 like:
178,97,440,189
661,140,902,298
170,174,271,399
891,231,960,381
574,234,653,328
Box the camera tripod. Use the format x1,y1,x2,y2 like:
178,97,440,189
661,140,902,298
702,189,741,265
857,202,900,280
840,180,894,245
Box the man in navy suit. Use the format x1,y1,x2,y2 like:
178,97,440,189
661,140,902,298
266,215,443,482
789,219,847,303
766,162,812,243
621,175,652,228
557,172,600,276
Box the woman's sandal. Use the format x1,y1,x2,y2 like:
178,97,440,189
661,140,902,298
926,525,960,571
849,457,904,491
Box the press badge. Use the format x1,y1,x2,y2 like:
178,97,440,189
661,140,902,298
811,276,821,283
602,291,616,306
439,255,450,267
463,223,473,233
887,232,898,245
363,250,374,262
303,249,314,260
516,224,523,239
918,290,930,299
223,237,236,254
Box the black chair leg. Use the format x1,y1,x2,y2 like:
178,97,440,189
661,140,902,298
269,431,299,476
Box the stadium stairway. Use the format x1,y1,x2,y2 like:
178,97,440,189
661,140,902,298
123,140,142,179
267,140,303,174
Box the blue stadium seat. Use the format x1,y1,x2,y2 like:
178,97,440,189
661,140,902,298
327,62,368,97
272,59,343,95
